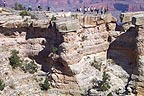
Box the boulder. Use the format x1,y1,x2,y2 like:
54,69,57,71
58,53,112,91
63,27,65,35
120,12,133,23
45,12,72,18
79,15,97,28
23,16,31,20
98,24,107,31
96,20,105,25
55,12,72,18
103,13,116,23
32,20,50,28
56,19,80,32
1,20,29,28
120,11,144,23
107,23,116,31
132,14,144,25
45,12,56,18
0,15,22,21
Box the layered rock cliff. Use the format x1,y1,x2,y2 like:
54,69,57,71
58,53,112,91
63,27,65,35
0,9,144,96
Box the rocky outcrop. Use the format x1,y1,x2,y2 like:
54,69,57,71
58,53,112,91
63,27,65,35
132,14,144,25
0,15,50,28
110,12,144,96
79,15,97,28
120,11,144,31
79,13,116,28
0,11,84,96
59,13,116,65
0,10,144,96
132,14,144,94
55,19,80,32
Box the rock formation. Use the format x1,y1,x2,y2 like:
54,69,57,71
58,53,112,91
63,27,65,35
0,8,144,96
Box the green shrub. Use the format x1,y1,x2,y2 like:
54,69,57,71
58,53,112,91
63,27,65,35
19,10,30,17
91,57,102,71
52,47,58,53
39,78,50,90
0,79,5,91
9,50,38,74
107,92,113,96
81,35,88,41
51,15,56,21
9,50,22,69
99,72,111,91
21,60,38,74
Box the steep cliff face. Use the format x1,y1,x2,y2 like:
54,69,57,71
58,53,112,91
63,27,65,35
132,14,144,95
54,12,143,96
0,11,80,95
59,14,115,65
107,12,144,96
0,9,144,96
137,28,144,96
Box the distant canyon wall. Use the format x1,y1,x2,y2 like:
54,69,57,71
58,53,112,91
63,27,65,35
1,0,144,11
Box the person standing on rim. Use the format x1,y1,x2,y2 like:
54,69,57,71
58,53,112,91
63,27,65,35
38,4,41,11
3,0,6,7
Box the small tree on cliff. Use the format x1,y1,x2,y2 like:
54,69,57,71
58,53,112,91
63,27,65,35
19,10,30,17
51,15,56,21
9,50,22,69
21,60,38,74
39,77,50,90
99,72,111,91
0,79,5,91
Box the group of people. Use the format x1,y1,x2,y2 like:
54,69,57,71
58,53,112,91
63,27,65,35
27,4,50,11
77,6,109,14
27,4,42,11
1,0,51,12
0,0,6,7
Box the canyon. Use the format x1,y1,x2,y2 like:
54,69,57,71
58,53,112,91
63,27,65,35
0,8,144,96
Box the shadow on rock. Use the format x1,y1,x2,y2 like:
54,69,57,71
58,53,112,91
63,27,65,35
107,27,138,75
26,22,73,76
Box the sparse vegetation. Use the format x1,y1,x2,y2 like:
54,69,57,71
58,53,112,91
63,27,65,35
107,59,115,65
19,10,38,19
39,78,50,90
0,79,5,91
107,92,113,96
91,72,111,92
14,3,25,10
52,47,58,53
9,50,22,69
19,10,30,17
81,35,88,41
21,60,38,74
91,57,102,71
51,15,57,21
9,50,38,74
99,72,111,91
